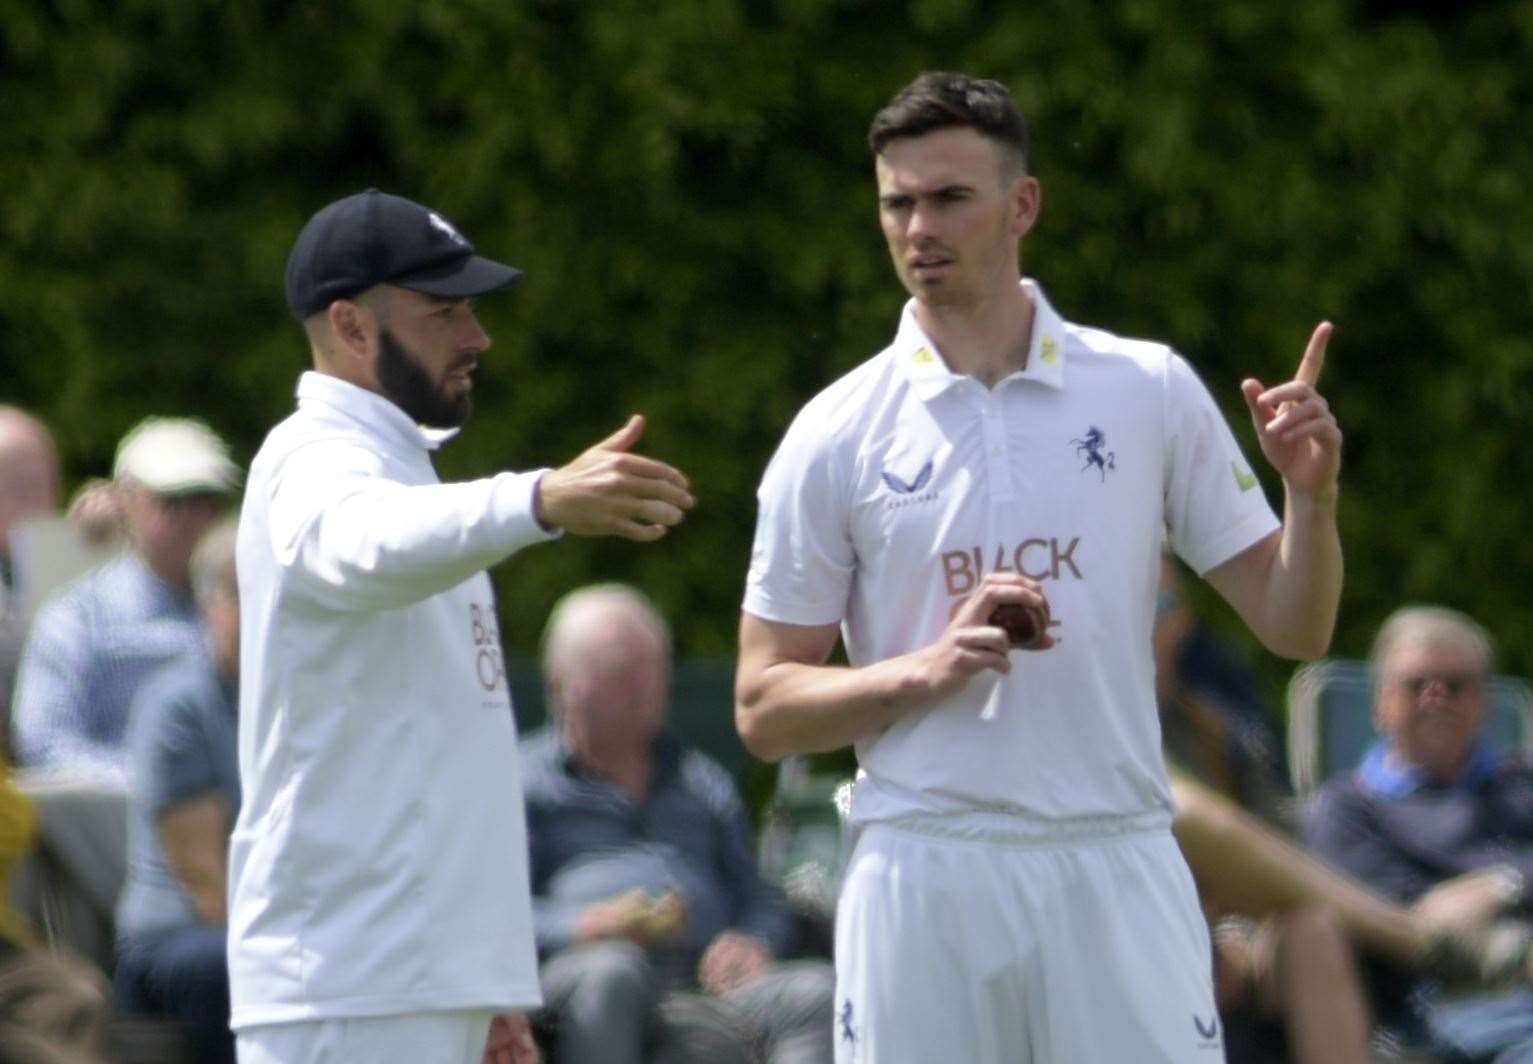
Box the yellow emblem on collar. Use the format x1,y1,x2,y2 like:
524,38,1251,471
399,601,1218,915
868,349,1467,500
912,346,936,365
1040,337,1058,365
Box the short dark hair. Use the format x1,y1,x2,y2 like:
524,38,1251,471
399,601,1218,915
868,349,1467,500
868,71,1030,172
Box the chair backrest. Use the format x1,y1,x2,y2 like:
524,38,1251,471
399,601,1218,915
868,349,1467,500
8,773,129,973
1285,658,1533,798
508,658,750,787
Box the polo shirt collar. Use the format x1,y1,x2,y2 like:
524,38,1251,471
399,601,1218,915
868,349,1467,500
1357,739,1500,798
892,278,1068,400
295,371,460,453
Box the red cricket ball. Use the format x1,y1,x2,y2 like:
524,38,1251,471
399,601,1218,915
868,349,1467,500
988,601,1050,648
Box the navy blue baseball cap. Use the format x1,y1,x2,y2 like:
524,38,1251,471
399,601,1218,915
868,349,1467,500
284,189,521,320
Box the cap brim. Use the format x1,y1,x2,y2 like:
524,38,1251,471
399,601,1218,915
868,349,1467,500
394,254,522,300
148,478,239,497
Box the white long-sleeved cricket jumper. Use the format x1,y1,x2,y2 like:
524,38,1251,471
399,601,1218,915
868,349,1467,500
229,371,557,1029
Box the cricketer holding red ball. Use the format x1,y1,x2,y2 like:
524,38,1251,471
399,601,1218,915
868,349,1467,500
735,72,1342,1063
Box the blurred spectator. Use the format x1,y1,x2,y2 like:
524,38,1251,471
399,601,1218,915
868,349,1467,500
1305,605,1533,1061
114,518,239,1064
0,407,62,724
0,755,127,1063
524,584,833,1064
1174,779,1375,1064
65,480,126,550
0,950,111,1064
10,417,239,779
0,700,112,1064
1154,554,1373,1063
0,761,40,961
1155,552,1291,823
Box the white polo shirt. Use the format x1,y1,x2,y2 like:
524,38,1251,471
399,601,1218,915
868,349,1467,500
745,281,1277,824
229,372,558,1028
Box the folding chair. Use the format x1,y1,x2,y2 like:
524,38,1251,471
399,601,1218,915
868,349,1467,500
1286,658,1533,800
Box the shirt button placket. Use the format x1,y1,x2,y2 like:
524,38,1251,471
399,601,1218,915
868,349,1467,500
984,390,1013,502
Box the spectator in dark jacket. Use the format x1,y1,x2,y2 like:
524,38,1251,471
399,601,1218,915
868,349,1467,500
1305,604,1533,1062
523,584,832,1064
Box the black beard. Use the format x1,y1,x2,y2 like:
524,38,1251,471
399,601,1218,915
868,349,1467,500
376,328,471,429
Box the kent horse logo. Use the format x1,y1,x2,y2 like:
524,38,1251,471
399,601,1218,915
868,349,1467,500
1070,427,1115,481
881,460,933,494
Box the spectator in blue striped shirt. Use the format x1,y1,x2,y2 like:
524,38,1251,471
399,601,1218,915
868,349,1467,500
9,417,239,780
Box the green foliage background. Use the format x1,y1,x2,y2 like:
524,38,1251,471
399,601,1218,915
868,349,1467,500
4,0,1533,707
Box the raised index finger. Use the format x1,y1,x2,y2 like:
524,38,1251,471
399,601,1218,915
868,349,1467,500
1295,320,1332,388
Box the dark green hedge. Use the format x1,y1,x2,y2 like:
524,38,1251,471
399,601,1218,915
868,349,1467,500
4,0,1532,704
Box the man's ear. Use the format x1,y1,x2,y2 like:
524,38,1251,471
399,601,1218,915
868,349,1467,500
1371,696,1390,737
1010,174,1042,240
327,298,376,363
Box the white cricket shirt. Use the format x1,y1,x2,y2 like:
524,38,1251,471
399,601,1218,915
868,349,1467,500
745,281,1278,824
229,372,557,1028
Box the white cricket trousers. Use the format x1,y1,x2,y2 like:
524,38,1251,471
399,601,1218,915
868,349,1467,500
235,1009,497,1064
833,809,1225,1064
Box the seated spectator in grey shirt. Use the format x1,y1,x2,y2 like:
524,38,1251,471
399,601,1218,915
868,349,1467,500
115,517,240,1064
523,584,833,1064
1304,604,1533,1063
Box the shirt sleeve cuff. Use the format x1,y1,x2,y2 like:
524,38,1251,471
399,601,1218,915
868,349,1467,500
489,470,564,552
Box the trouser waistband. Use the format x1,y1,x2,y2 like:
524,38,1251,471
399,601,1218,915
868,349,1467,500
874,807,1173,848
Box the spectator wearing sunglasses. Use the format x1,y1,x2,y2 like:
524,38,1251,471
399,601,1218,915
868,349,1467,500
1305,605,1533,1062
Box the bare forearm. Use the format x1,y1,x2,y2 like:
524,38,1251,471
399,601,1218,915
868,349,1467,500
158,796,230,927
735,580,1032,762
173,851,228,926
187,874,227,927
1266,490,1343,659
1232,322,1343,659
1217,494,1342,661
1173,778,1416,964
735,654,930,762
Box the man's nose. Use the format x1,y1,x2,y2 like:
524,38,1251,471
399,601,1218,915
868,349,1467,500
908,203,937,239
462,314,491,352
1418,677,1453,700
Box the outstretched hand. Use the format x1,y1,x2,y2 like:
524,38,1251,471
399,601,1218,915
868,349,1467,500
536,415,695,541
1240,322,1342,500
